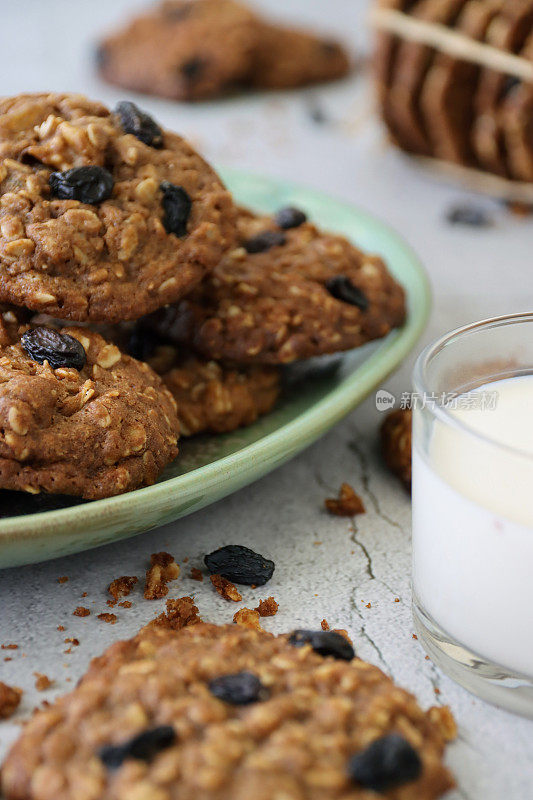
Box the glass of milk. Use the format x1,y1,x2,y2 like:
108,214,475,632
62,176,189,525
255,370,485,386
412,312,533,716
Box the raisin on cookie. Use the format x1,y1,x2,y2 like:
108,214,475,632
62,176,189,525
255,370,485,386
0,93,236,322
149,207,406,364
0,311,179,499
1,622,454,800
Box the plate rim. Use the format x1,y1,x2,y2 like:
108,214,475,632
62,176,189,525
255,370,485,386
0,171,430,558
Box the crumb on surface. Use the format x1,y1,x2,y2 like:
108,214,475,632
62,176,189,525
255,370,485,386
0,681,22,718
34,673,53,691
233,607,265,632
64,638,79,646
97,613,117,624
325,483,365,516
73,607,90,617
190,567,203,582
1,643,18,650
321,618,330,630
365,602,371,609
255,597,278,617
412,633,418,640
57,576,69,584
210,574,242,602
108,575,138,602
119,600,132,608
150,596,202,630
81,592,88,598
144,552,180,600
394,597,400,603
57,625,65,632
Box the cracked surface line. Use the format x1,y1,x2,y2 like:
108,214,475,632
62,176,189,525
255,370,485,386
347,427,407,536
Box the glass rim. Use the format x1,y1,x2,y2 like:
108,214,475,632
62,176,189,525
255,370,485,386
413,311,533,461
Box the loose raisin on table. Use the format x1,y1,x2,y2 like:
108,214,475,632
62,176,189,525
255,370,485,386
21,327,87,371
275,206,307,229
209,671,267,705
325,275,368,310
446,205,493,227
243,230,287,254
160,181,192,237
348,733,422,792
289,629,355,660
99,725,176,769
115,101,163,148
204,545,274,586
49,166,114,204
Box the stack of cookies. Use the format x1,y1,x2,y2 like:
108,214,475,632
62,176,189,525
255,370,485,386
373,0,533,189
0,92,405,501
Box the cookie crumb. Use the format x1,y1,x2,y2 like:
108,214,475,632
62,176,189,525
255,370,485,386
64,638,79,646
108,575,138,602
325,483,365,516
57,576,69,584
118,600,132,608
255,597,278,617
0,681,22,718
233,608,264,632
210,574,242,602
190,567,203,582
1,643,18,650
365,602,371,609
34,673,53,691
412,633,418,640
151,596,202,630
428,706,457,742
144,552,180,600
394,597,400,603
57,625,66,632
73,607,90,617
97,613,117,624
81,592,88,598
321,619,330,630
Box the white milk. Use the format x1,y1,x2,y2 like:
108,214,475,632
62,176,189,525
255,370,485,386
413,375,533,677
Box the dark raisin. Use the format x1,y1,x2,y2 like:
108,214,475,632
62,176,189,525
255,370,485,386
126,324,160,362
288,630,354,661
181,57,205,81
21,327,87,371
164,3,193,19
204,545,274,586
49,166,114,204
446,205,493,227
325,276,368,311
275,206,307,230
243,230,287,254
115,101,163,148
347,734,422,792
160,181,192,237
99,725,176,770
209,671,267,705
321,40,340,57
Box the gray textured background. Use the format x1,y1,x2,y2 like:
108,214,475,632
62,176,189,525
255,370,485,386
1,2,532,797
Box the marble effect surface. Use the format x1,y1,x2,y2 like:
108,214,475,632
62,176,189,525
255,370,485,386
1,1,533,797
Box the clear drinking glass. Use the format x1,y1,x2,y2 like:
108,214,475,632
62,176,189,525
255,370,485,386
412,312,533,717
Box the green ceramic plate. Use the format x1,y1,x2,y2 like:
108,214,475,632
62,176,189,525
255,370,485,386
0,171,430,569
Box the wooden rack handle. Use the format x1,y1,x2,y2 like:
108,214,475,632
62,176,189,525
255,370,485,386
369,6,533,83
